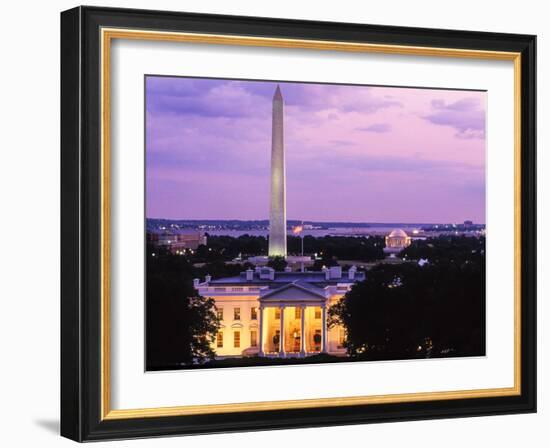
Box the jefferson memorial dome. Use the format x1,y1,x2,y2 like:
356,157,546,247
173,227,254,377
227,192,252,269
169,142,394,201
384,229,412,253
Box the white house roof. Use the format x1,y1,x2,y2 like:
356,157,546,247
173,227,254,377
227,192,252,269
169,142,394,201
260,281,327,303
209,270,365,286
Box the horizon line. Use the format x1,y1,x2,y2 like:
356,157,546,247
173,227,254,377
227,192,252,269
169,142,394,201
146,217,485,225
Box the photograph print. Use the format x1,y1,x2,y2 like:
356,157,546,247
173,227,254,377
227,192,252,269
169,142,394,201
145,76,486,371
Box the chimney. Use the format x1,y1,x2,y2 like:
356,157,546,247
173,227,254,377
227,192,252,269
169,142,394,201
329,266,342,279
260,267,275,280
245,269,254,281
193,278,200,288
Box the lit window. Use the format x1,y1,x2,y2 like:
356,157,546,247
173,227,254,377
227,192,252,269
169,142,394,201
295,307,302,319
216,332,223,348
234,331,240,348
216,308,223,320
315,308,321,319
250,307,258,320
234,307,241,320
250,330,258,347
275,308,281,320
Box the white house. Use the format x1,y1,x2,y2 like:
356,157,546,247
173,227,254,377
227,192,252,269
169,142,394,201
196,265,364,358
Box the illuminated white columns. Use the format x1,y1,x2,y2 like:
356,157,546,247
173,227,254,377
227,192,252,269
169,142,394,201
279,305,285,357
258,306,264,356
321,305,328,353
300,306,306,356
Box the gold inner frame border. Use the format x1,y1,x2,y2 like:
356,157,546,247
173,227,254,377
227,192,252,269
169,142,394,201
99,27,522,420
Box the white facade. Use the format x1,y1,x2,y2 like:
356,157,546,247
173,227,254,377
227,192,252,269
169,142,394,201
197,267,364,358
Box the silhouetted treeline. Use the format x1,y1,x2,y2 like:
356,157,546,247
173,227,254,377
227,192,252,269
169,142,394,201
191,234,385,263
147,244,249,370
288,235,385,261
400,235,485,263
329,237,486,360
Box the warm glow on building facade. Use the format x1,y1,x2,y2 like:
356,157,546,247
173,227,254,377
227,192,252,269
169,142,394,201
196,266,363,358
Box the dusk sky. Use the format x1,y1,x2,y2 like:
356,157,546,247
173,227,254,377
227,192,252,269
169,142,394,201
146,76,486,223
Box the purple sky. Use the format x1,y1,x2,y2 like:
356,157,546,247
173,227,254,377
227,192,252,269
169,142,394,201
146,76,486,223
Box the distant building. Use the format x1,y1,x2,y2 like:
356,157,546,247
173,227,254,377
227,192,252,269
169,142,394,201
246,255,269,266
149,231,207,253
384,229,412,253
196,266,364,358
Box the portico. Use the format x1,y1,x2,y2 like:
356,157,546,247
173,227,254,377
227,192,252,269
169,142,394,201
258,282,328,358
196,267,364,358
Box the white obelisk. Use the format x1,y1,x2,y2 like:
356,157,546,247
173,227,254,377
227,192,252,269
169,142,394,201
268,85,287,257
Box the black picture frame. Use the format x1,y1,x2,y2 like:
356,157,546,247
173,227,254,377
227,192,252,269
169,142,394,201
61,5,536,442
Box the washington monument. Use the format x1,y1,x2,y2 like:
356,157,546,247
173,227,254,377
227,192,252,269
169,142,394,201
268,85,287,257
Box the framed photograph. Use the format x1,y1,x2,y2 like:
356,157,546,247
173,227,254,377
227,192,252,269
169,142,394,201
61,6,536,441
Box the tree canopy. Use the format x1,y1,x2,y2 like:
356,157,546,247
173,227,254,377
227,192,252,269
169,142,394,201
267,255,287,271
288,235,385,261
185,234,385,263
400,235,485,263
329,237,485,360
146,244,221,369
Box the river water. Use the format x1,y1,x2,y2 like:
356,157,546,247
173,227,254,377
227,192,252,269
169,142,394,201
205,225,422,238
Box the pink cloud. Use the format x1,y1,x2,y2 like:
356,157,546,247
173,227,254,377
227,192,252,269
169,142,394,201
146,77,486,223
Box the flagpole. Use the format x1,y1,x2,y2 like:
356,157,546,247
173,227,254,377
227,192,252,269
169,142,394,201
292,222,306,273
301,220,304,272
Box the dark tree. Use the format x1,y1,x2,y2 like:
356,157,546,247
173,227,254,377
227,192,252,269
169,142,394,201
188,234,385,263
201,234,268,261
267,255,287,271
288,235,385,261
194,259,251,279
400,235,485,264
146,244,220,369
312,256,339,270
329,246,485,360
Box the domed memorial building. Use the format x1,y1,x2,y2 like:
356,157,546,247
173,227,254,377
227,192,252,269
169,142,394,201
384,229,412,254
